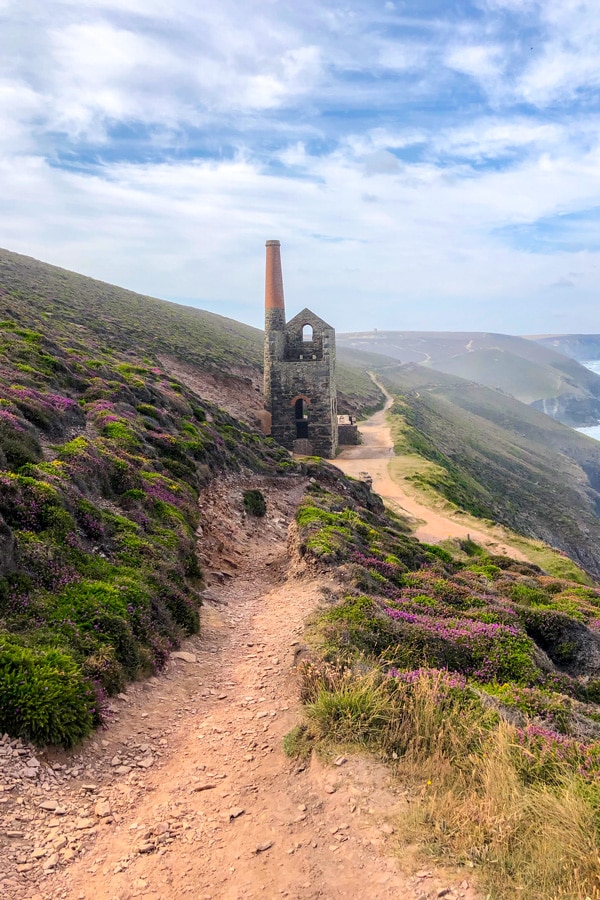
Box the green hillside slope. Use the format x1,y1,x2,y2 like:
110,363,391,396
376,364,600,579
339,330,600,426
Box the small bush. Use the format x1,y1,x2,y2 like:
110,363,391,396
243,489,267,517
0,638,95,747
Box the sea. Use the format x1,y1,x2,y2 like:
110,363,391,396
577,360,600,442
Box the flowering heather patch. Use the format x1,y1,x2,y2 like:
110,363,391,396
513,724,600,784
299,476,600,750
9,386,77,411
351,551,406,586
88,399,116,412
384,605,536,682
142,472,195,512
388,667,467,690
0,408,25,432
0,473,61,531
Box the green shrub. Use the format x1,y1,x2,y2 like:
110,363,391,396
421,543,454,564
163,587,199,634
0,637,95,747
101,419,139,446
0,424,42,470
322,595,396,656
82,645,125,695
243,489,267,517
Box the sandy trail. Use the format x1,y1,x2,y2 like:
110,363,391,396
336,378,527,560
24,473,476,900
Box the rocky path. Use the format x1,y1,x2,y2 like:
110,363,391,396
2,472,477,900
336,376,527,560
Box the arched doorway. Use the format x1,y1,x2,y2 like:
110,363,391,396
295,397,309,438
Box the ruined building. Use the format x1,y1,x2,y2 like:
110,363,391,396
263,240,339,458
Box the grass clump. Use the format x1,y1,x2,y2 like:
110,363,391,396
283,723,315,759
409,720,600,899
304,665,394,744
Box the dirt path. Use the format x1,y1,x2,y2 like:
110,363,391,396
336,378,527,560
7,473,476,900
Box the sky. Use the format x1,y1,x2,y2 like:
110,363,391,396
1,0,600,334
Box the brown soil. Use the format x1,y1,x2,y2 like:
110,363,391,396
157,355,265,429
336,378,528,560
6,473,478,900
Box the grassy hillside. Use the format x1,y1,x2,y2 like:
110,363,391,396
338,330,600,426
0,304,294,746
0,248,382,418
374,364,600,579
291,464,600,899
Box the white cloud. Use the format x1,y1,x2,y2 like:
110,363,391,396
2,125,600,332
0,80,45,153
1,2,327,147
433,119,565,159
483,0,600,105
446,43,504,82
378,40,428,71
519,48,600,106
1,0,600,332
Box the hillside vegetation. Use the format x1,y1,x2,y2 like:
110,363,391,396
0,249,300,746
292,462,600,899
339,330,600,426
0,307,296,746
372,364,600,580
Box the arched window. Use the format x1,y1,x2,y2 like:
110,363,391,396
294,398,305,419
302,324,313,342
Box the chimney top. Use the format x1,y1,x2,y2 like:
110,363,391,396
265,239,285,312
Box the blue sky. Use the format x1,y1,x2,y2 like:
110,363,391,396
1,0,600,333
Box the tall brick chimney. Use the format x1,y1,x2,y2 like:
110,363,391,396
264,240,286,409
265,239,285,328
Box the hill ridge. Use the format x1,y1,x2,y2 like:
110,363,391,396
339,329,600,426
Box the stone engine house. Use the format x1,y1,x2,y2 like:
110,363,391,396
263,240,338,458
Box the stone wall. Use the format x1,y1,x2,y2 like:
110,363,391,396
338,424,359,445
263,308,286,408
